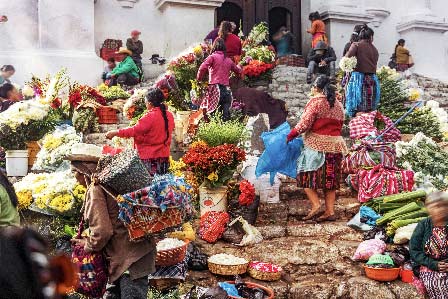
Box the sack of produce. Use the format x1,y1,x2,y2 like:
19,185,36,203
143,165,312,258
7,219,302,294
199,211,230,243
353,239,387,261
342,142,396,174
96,149,150,194
366,254,395,267
355,165,414,203
349,111,401,142
347,211,373,231
388,246,410,266
393,223,419,244
222,220,245,244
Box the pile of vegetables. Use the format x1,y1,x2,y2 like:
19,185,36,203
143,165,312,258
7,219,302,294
364,190,428,237
97,84,130,101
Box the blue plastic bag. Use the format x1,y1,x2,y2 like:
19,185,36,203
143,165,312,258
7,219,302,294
255,122,303,184
360,205,381,226
218,282,242,298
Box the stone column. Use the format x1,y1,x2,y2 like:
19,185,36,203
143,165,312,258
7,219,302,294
397,0,448,80
364,0,390,28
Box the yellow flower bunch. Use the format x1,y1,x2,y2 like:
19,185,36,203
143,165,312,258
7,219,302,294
190,140,208,149
73,184,87,201
48,193,74,213
35,193,54,210
169,157,186,177
17,190,33,210
409,88,421,101
193,45,203,57
33,183,48,195
207,172,218,182
42,134,63,150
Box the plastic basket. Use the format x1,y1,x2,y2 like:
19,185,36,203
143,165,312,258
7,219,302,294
364,265,400,282
97,106,118,124
400,268,414,283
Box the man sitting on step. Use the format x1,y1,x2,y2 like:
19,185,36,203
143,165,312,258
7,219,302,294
306,41,337,84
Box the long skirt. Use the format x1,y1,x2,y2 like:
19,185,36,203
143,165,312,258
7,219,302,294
141,157,169,176
345,72,381,117
297,153,343,190
420,270,448,299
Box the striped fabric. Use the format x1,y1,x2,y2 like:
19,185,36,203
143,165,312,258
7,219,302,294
341,142,396,174
297,153,342,190
420,271,448,299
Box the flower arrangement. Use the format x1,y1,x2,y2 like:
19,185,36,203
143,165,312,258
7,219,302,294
41,69,70,106
123,88,148,123
169,157,186,177
72,108,99,134
243,60,275,78
339,56,358,72
396,132,448,191
243,46,276,64
33,126,82,171
243,22,269,51
68,84,106,109
196,112,247,147
0,101,57,150
14,170,86,216
183,141,246,188
97,83,130,101
238,179,255,206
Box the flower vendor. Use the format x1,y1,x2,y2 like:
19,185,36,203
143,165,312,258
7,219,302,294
306,41,337,84
196,38,242,121
110,47,140,86
306,11,328,48
106,88,174,176
0,83,22,112
344,24,380,117
70,160,156,298
394,39,414,72
218,21,242,62
287,75,348,222
410,192,448,299
0,65,15,85
126,29,144,71
272,26,294,58
0,170,20,226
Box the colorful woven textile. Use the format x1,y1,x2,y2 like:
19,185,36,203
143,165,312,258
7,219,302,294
200,84,220,113
349,111,401,142
425,227,448,260
345,72,380,117
141,157,169,176
297,152,342,190
341,142,396,174
351,165,414,203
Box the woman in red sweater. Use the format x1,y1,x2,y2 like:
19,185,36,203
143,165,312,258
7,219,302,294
287,75,347,222
218,21,242,62
106,88,174,175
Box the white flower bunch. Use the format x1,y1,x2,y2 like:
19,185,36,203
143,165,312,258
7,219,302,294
208,253,248,265
425,100,448,124
22,84,35,99
339,57,357,72
0,101,50,130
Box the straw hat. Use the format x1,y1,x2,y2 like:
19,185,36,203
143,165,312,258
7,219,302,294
116,47,132,56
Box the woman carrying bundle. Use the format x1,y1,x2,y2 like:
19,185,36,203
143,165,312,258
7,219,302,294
344,24,380,117
106,88,174,176
286,75,348,222
410,192,448,299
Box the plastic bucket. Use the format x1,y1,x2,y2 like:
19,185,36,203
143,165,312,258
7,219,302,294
6,150,29,177
400,268,414,283
199,185,228,215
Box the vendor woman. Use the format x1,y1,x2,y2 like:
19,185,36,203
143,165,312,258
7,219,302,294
70,160,156,298
410,192,448,299
344,24,380,117
106,88,174,175
286,75,348,222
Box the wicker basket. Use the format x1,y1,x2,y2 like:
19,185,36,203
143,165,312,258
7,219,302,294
226,281,275,299
27,141,40,167
155,240,189,267
208,261,248,276
248,267,282,282
364,265,400,282
97,106,118,124
126,206,184,242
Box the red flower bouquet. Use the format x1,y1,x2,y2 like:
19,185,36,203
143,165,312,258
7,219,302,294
242,60,275,78
183,141,246,187
238,179,255,206
69,84,106,109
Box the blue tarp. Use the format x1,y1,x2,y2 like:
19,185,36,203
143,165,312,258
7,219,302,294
255,122,304,184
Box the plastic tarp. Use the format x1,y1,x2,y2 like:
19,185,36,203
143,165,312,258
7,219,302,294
255,122,303,184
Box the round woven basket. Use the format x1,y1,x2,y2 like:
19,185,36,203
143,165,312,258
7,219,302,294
208,261,248,276
363,265,400,282
155,240,189,267
248,267,282,282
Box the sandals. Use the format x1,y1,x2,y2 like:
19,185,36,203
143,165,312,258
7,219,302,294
317,214,337,222
303,208,322,221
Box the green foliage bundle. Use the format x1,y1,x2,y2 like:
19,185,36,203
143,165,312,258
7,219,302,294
196,112,247,147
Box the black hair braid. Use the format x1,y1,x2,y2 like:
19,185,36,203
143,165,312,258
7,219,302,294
0,171,18,207
159,103,170,145
146,88,170,145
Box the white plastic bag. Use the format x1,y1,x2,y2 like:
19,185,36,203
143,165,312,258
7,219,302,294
229,216,263,246
393,223,418,245
347,211,373,231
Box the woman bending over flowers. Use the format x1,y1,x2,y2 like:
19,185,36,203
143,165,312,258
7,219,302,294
287,75,347,222
106,88,174,176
